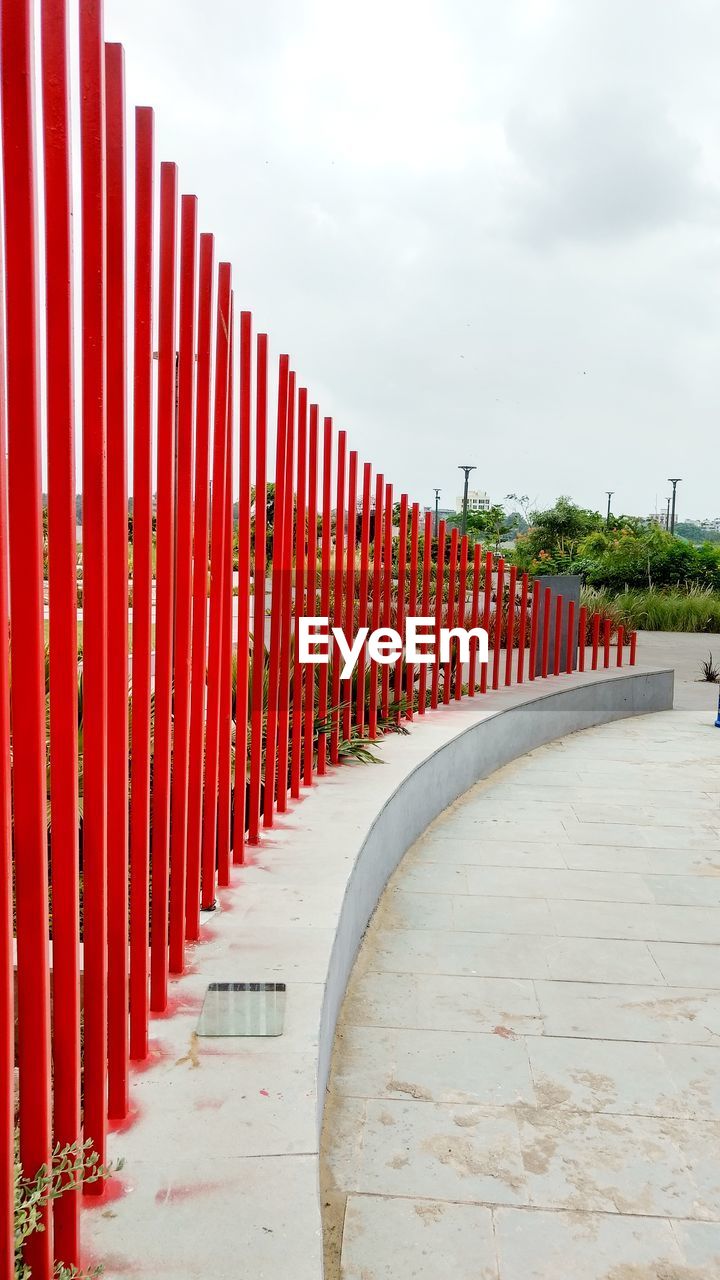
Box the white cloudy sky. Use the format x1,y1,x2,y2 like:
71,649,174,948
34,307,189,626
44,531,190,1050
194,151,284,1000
104,0,720,521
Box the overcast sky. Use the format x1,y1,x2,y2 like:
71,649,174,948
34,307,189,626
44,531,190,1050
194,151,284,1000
105,0,720,521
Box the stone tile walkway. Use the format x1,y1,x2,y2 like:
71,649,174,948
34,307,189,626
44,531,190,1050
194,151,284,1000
322,634,720,1279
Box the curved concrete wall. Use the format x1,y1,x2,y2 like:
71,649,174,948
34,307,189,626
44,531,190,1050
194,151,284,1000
317,667,674,1129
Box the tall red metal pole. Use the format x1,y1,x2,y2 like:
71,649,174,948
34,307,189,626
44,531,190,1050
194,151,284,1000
246,333,268,842
276,371,296,809
553,595,563,675
480,551,492,694
40,0,81,1259
443,526,458,705
454,534,469,701
303,407,319,783
617,624,625,667
528,579,540,682
629,630,638,666
217,313,234,885
367,474,383,737
393,494,408,719
330,431,346,762
407,504,420,715
541,586,551,678
504,565,517,687
355,463,372,734
466,544,481,698
233,312,253,858
591,612,601,670
342,452,358,741
431,520,446,710
316,420,333,773
517,573,529,684
201,263,232,903
184,233,214,932
417,511,432,713
381,482,394,720
578,604,587,672
129,107,154,1048
566,599,576,674
603,617,612,668
168,195,198,971
150,162,178,1012
492,556,505,691
104,41,129,1120
79,0,108,1196
262,355,289,823
291,388,308,800
0,261,14,1279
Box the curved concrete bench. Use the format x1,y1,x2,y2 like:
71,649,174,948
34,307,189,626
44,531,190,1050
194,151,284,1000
85,665,673,1280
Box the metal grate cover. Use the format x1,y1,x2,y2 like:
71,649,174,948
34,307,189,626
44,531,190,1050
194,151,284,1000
196,982,286,1037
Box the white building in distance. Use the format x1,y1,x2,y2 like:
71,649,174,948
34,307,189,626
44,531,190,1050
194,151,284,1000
455,489,491,514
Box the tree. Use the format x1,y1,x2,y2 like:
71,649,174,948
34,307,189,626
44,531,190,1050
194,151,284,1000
448,504,514,553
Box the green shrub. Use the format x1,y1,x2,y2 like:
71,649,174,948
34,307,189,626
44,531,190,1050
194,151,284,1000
581,586,720,634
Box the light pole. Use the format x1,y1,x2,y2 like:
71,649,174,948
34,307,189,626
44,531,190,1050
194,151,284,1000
433,488,441,537
668,478,681,536
458,465,476,536
606,491,613,528
665,496,671,530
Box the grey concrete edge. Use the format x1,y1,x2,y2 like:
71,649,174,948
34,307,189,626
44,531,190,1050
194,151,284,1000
317,666,674,1135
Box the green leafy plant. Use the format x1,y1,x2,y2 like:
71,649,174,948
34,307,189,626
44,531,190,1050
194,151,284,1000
699,653,720,683
15,1136,116,1279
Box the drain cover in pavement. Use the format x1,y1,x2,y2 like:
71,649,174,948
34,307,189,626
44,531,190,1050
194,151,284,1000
196,982,286,1037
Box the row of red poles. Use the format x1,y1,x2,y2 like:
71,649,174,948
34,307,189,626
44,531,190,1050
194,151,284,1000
0,1,638,1276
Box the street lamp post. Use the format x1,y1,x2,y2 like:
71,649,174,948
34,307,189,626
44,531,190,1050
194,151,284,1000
458,465,476,537
665,496,671,530
668,478,682,536
433,488,441,537
606,491,613,528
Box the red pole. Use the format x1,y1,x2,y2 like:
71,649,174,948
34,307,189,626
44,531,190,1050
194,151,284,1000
290,387,308,800
303,406,319,784
517,573,529,684
40,0,81,1258
553,594,563,676
603,617,612,668
342,451,358,741
528,579,540,682
246,333,268,842
504,564,517,687
453,534,468,701
492,556,505,690
276,371,296,809
3,0,53,1256
630,630,638,665
330,431,346,762
168,195,198,969
316,419,333,773
417,511,433,713
566,599,576,674
79,0,108,1196
233,312,253,857
541,586,551,678
355,463,373,734
0,248,14,1278
129,108,155,1043
616,623,624,667
381,482,394,720
168,195,198,964
104,42,129,1120
201,262,232,901
431,520,446,710
480,551,492,693
467,544,481,697
443,526,458,705
578,604,587,672
393,493,409,719
217,311,235,885
149,162,178,1012
263,355,289,822
591,613,601,670
407,503,420,715
184,233,214,929
367,473,383,737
